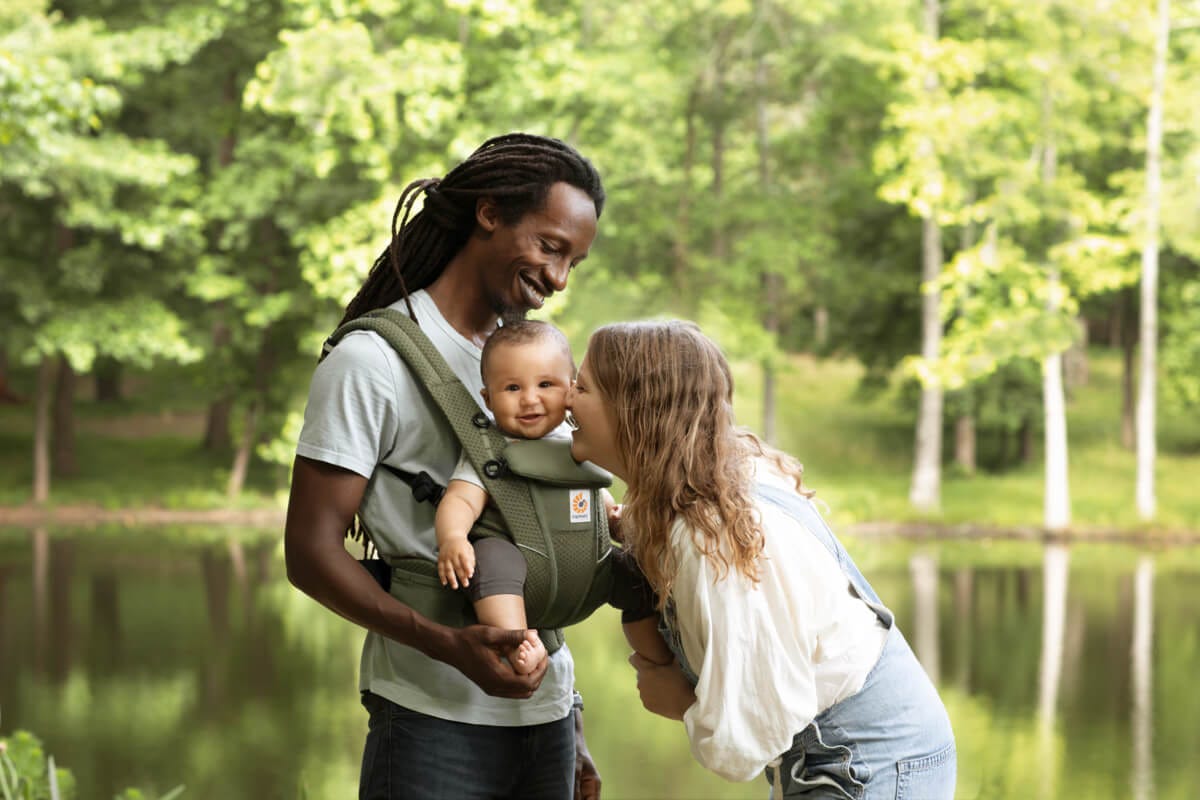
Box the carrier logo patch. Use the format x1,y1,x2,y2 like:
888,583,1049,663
569,490,591,523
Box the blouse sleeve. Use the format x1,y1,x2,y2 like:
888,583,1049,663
673,520,823,782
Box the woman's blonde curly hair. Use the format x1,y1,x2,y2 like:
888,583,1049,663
585,320,812,609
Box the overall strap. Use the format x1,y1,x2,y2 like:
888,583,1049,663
325,308,558,623
754,483,894,628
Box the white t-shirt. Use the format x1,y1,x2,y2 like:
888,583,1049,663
296,290,574,726
672,463,889,782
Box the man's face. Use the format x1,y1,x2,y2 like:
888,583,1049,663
481,339,575,440
478,182,598,317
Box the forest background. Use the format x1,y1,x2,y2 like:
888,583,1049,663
4,0,1200,535
4,0,1200,798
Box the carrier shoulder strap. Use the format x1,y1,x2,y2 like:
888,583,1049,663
323,308,560,623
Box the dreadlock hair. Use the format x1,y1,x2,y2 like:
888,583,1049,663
340,133,606,326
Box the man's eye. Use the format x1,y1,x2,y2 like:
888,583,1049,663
539,238,558,254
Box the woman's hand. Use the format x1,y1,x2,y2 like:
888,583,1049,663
628,653,696,721
601,488,624,542
573,706,602,799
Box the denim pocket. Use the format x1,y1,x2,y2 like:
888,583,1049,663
895,741,956,800
778,727,866,799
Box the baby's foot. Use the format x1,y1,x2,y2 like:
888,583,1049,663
511,630,547,675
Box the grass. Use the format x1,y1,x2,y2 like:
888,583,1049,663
0,361,283,510
1,348,1197,531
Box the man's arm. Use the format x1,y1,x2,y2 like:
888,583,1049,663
284,455,546,697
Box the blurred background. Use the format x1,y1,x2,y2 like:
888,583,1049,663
1,0,1198,797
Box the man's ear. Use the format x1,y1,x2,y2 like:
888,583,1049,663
476,197,501,234
480,386,493,410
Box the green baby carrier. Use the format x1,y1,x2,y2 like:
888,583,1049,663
324,308,615,654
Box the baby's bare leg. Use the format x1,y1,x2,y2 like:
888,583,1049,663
469,538,545,673
475,594,545,674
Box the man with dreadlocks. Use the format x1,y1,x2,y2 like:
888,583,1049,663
284,134,606,799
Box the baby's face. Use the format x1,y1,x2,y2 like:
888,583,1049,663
481,340,574,440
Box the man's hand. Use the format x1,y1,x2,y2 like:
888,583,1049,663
573,706,601,800
628,653,696,721
444,625,548,698
437,539,476,589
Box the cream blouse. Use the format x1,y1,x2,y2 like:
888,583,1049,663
671,464,889,782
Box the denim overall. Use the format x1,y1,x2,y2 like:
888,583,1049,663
660,483,957,799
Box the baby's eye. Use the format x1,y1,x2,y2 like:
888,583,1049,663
505,384,520,392
539,381,555,388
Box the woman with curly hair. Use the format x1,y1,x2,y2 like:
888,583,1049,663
566,320,956,799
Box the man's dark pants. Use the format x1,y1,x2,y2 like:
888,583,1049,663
358,691,575,799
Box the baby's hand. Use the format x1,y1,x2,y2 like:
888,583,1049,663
438,539,476,589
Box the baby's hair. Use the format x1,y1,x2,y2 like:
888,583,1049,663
481,321,575,384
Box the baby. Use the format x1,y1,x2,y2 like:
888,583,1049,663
437,319,672,675
436,320,575,673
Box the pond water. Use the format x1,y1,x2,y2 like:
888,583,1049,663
1,528,1197,800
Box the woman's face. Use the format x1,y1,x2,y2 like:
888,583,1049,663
565,357,627,480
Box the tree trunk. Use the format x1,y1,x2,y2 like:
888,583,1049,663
711,119,728,263
814,306,829,347
1121,292,1136,449
954,413,976,475
204,317,234,451
709,28,732,264
756,52,778,445
52,355,78,478
909,0,943,512
93,357,123,403
0,347,18,403
1063,316,1089,394
33,357,55,503
1040,85,1070,533
223,318,276,491
672,85,699,304
205,74,241,452
1043,346,1071,531
1136,0,1169,521
226,400,259,498
1019,415,1035,464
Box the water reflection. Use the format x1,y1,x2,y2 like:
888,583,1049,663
909,551,941,683
1131,555,1154,800
1038,543,1069,736
0,530,1191,799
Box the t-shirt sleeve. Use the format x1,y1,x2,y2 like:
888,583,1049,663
674,523,822,782
449,450,484,489
295,332,408,478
